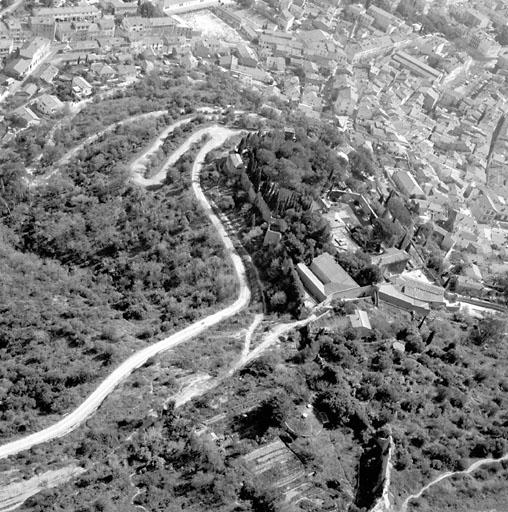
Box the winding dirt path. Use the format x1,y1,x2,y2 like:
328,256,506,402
242,313,264,358
371,433,394,512
0,125,250,461
133,124,228,187
172,313,323,409
129,472,148,512
38,110,171,184
1,111,325,511
0,466,86,512
130,118,199,185
400,452,508,512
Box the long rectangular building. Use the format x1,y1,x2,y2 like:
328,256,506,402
158,0,233,14
392,50,443,82
121,16,193,38
33,6,101,21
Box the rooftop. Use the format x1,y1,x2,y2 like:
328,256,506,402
310,252,359,289
371,248,410,267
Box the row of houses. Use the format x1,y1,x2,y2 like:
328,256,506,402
3,36,52,79
121,16,193,38
0,3,196,46
213,6,258,41
29,16,115,42
0,13,197,78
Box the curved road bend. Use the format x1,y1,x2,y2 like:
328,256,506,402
54,106,224,172
0,125,249,460
41,111,190,183
132,124,229,187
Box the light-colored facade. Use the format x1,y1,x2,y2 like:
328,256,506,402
297,252,359,302
392,51,443,82
367,5,403,32
122,16,193,38
334,86,358,116
158,0,232,14
33,6,101,21
36,94,64,115
392,170,425,197
468,29,500,58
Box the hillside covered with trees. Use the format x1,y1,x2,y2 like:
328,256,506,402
203,127,384,317
15,298,508,512
0,72,250,439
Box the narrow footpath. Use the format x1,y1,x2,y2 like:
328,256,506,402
400,451,508,512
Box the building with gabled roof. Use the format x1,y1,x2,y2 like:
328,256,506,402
19,82,38,97
225,152,244,175
91,62,116,78
367,4,403,32
0,39,13,57
348,309,372,330
68,40,100,53
158,0,229,14
371,248,410,275
377,283,430,315
4,19,21,43
396,275,446,307
392,51,443,83
392,169,425,197
34,63,59,83
121,16,192,38
13,106,40,126
33,6,101,21
35,94,64,115
4,58,31,78
72,75,93,96
29,16,57,39
114,64,135,79
100,0,138,15
297,252,360,302
453,275,484,297
17,36,51,74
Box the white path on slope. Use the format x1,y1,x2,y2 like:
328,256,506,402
0,466,86,512
173,312,324,409
242,313,264,358
133,123,223,187
400,452,508,512
130,118,198,185
129,472,148,512
42,110,171,182
0,125,250,461
371,434,394,512
171,313,263,407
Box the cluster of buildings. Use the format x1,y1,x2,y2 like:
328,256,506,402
0,3,197,82
2,0,508,303
206,0,508,309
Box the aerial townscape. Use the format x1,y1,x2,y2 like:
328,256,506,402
3,0,508,510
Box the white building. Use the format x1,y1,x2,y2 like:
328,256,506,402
36,94,64,115
334,85,358,116
158,0,232,14
19,36,51,73
392,170,425,197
